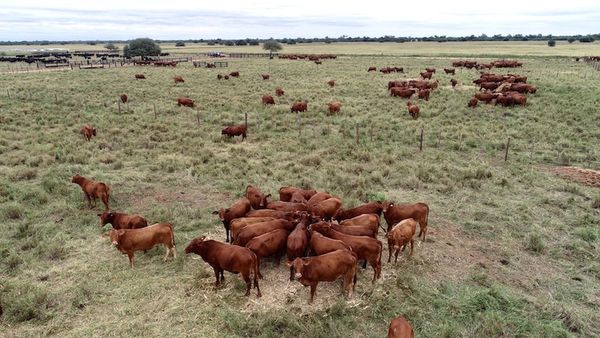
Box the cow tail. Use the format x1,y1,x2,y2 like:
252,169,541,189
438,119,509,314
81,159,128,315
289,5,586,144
253,252,260,287
377,240,383,266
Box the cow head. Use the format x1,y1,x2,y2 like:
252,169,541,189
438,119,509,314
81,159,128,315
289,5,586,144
381,201,394,213
97,211,115,227
71,173,82,184
212,209,227,222
286,257,308,280
184,236,207,254
109,229,126,246
260,194,271,208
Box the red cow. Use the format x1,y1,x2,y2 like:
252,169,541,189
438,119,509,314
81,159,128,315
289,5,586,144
286,214,310,280
290,191,308,204
444,68,455,75
407,101,420,120
451,79,458,88
340,214,382,231
425,67,436,73
330,221,377,238
80,124,96,141
311,197,342,220
173,76,185,84
246,229,290,277
217,74,223,80
333,202,383,221
261,74,270,80
382,202,429,240
98,211,147,229
246,185,270,210
307,192,332,210
479,82,499,91
262,95,275,105
224,75,230,80
291,101,308,113
474,92,495,103
368,67,376,72
230,217,275,242
387,218,417,263
420,71,433,80
120,94,128,103
229,71,240,77
327,80,336,87
134,74,145,79
233,219,295,247
275,88,285,97
71,174,109,210
266,201,307,212
109,223,176,268
246,209,297,220
468,98,478,108
213,197,251,242
308,230,352,256
418,89,430,101
221,124,247,141
390,88,415,98
388,316,415,338
279,187,317,202
185,236,261,297
177,97,194,107
327,101,342,115
288,249,357,303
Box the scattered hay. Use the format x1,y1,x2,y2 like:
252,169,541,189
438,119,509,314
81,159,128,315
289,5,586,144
548,166,600,188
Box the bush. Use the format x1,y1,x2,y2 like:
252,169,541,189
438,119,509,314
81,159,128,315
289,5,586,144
175,41,185,47
568,38,575,43
526,233,545,254
2,203,24,220
548,40,556,47
123,38,161,57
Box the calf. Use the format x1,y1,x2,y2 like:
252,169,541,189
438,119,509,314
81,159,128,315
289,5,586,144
275,88,285,97
279,187,317,202
286,214,310,280
71,174,110,210
387,219,417,263
214,197,251,242
334,202,383,221
120,94,128,103
388,316,415,338
185,236,261,297
443,68,455,75
418,89,430,101
327,80,336,87
134,74,145,79
98,211,147,229
80,124,96,141
266,201,307,213
327,101,342,115
407,101,420,120
262,95,275,105
261,74,270,80
246,185,270,210
291,101,308,113
221,124,247,140
233,219,294,246
173,76,185,84
177,97,194,107
109,223,175,268
246,229,290,278
425,67,436,73
288,249,357,303
382,201,430,240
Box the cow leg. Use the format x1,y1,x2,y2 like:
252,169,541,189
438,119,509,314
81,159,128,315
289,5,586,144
163,245,170,261
387,241,393,263
309,283,318,304
84,194,92,208
409,240,414,256
128,253,135,269
371,260,378,282
362,259,367,269
289,265,294,281
243,272,251,296
220,270,225,283
213,267,220,286
101,193,109,211
394,248,400,264
171,246,177,259
256,257,263,279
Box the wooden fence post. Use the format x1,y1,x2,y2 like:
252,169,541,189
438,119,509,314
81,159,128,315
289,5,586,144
504,137,511,162
419,128,424,151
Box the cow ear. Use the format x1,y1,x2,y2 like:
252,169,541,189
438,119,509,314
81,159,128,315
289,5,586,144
97,213,101,217
285,260,293,267
211,210,219,215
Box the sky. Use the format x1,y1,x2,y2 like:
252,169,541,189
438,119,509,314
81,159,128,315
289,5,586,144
1,0,599,41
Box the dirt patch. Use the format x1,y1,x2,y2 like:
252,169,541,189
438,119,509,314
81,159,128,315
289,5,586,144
126,184,230,213
548,166,600,188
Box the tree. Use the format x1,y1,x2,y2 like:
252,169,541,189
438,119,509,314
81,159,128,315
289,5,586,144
175,41,185,47
104,43,119,51
548,40,556,47
123,38,161,58
568,38,575,43
263,39,282,58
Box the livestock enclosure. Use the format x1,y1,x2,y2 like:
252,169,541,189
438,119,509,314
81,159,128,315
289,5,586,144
0,42,599,337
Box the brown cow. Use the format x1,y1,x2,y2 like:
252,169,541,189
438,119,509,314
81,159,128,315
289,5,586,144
451,79,458,88
80,124,96,141
214,197,251,242
510,83,537,94
98,211,147,229
246,185,270,210
418,89,430,101
474,92,495,104
275,88,285,97
382,202,429,240
174,76,185,84
307,192,332,210
334,202,383,220
261,74,270,80
177,97,194,107
262,95,275,105
246,209,297,220
185,236,261,297
230,217,275,243
468,98,478,108
311,222,382,281
368,67,377,72
217,74,223,80
71,174,110,210
229,71,240,77
290,191,308,204
330,221,377,238
387,219,417,263
120,94,128,103
327,101,342,115
480,82,499,91
388,80,407,90
233,219,295,247
327,80,336,87
279,187,317,202
444,68,455,75
388,316,415,338
109,223,175,268
407,101,420,120
308,230,352,256
390,88,415,98
425,67,436,73
134,74,146,79
311,197,342,220
221,124,247,141
340,214,382,231
291,101,308,113
224,75,230,80
420,71,433,80
286,214,310,280
266,201,307,213
246,228,290,277
288,249,357,303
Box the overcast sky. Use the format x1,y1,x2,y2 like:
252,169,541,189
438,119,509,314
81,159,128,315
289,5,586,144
1,1,599,41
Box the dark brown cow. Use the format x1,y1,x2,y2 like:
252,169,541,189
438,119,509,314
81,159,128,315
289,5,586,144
279,187,317,202
451,79,458,88
262,95,275,105
261,74,270,80
229,71,240,77
388,316,415,338
327,101,342,115
390,88,415,98
71,174,110,210
291,101,308,113
224,75,230,80
173,76,185,84
288,249,357,303
135,74,146,79
80,124,96,141
388,80,407,90
177,97,194,107
246,185,270,210
418,89,430,101
246,229,289,278
311,222,382,281
120,94,128,103
420,71,433,80
185,236,261,297
407,101,420,120
233,219,295,247
266,201,307,213
98,211,147,229
217,74,223,80
327,80,336,87
109,223,175,268
468,98,478,108
334,202,383,221
382,202,430,240
275,88,285,97
286,214,310,280
387,218,417,263
444,68,455,75
214,197,251,242
368,66,377,72
221,125,247,140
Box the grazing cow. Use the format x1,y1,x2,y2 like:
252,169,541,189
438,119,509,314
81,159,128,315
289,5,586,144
495,93,515,107
387,219,417,263
286,214,310,280
261,74,270,80
330,221,377,238
275,88,285,97
510,92,527,105
246,229,290,277
314,60,322,65
308,230,352,256
418,89,430,101
120,94,128,103
327,80,336,87
230,217,275,243
71,174,110,210
213,197,251,242
262,95,275,105
310,197,343,220
279,187,317,202
407,101,420,120
221,124,247,141
474,92,496,104
510,83,537,94
311,222,382,281
340,214,382,232
80,124,96,141
109,223,176,268
291,101,308,113
388,316,415,338
177,97,194,107
173,76,185,84
266,201,307,213
451,79,458,88
246,185,270,210
307,192,332,210
134,74,145,79
390,88,415,98
444,68,455,75
288,249,357,303
420,71,433,80
368,66,376,72
217,74,223,80
327,101,342,115
246,209,297,220
425,67,436,73
388,80,407,90
290,191,308,204
468,98,478,108
480,82,499,91
382,202,430,240
229,71,240,77
224,75,230,80
233,219,295,247
98,211,147,230
185,236,261,297
334,202,383,221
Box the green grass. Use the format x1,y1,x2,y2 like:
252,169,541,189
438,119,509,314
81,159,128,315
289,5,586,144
1,43,600,337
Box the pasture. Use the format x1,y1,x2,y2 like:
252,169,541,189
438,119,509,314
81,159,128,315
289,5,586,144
1,42,599,337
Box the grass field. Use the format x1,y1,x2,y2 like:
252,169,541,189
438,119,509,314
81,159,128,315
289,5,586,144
1,42,600,337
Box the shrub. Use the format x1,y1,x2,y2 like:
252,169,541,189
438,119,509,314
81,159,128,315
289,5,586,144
548,40,556,47
2,202,24,220
526,233,545,254
123,38,161,57
175,41,185,47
